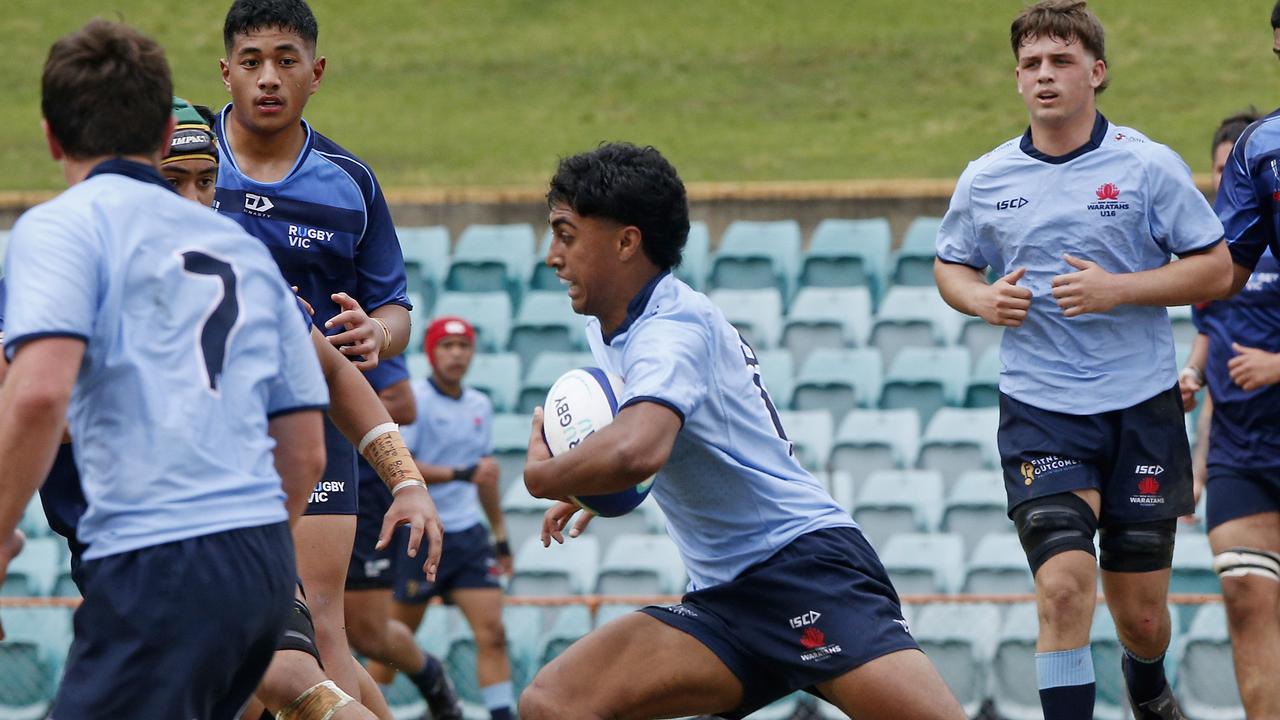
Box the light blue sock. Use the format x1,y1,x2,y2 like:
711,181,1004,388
1036,646,1095,720
482,681,514,720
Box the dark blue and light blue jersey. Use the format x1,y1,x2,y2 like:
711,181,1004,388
213,108,412,332
1216,108,1280,272
1192,249,1280,469
937,113,1224,415
585,272,855,591
4,160,329,561
400,379,492,533
356,355,412,489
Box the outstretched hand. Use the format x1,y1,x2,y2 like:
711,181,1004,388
325,292,382,370
377,486,445,581
540,501,594,547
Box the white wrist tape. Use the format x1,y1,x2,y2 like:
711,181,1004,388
392,479,428,495
357,422,398,454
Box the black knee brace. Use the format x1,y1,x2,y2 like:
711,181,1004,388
277,595,324,667
1012,493,1099,575
1098,519,1176,573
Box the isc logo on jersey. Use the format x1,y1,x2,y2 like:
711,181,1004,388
541,368,654,517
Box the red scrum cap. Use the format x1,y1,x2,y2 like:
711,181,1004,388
424,316,476,366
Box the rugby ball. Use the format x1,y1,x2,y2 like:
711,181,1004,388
542,368,654,517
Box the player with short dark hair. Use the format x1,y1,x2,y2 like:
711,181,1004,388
516,142,964,720
213,0,417,702
0,18,328,718
934,3,1232,719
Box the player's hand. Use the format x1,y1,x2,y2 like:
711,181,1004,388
493,537,514,577
378,486,444,582
325,292,382,370
1178,370,1202,412
540,501,594,547
1052,254,1124,317
290,286,315,317
0,530,26,641
525,406,552,466
974,267,1032,327
473,457,500,489
1227,343,1280,391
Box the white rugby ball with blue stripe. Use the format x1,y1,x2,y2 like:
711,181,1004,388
542,367,654,517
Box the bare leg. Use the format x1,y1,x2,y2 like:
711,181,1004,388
815,648,966,720
345,588,427,675
368,600,429,684
1209,511,1280,717
255,649,378,720
294,515,362,700
452,588,511,689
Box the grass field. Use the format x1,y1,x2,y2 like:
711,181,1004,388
1,1,1277,192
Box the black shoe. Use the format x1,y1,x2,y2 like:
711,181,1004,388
1128,680,1186,720
421,673,464,720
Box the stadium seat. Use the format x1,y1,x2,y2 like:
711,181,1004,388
890,216,944,287
776,410,833,473
878,532,964,594
507,291,586,368
490,412,532,492
500,481,556,550
1176,604,1243,720
0,607,69,720
828,409,920,489
880,347,970,426
912,603,1001,717
957,316,1004,366
595,534,685,595
1,538,61,598
790,348,882,424
869,287,963,366
17,498,50,541
917,407,1000,492
1168,304,1197,346
582,500,666,560
406,290,428,356
799,218,891,304
529,230,559,291
445,224,537,301
432,291,513,353
852,471,944,550
963,534,1033,594
708,288,784,350
517,352,595,414
941,470,1012,559
466,352,521,413
780,287,873,367
673,221,710,290
990,602,1043,720
510,535,600,597
825,471,856,512
503,605,547,694
397,225,451,301
964,345,1001,408
536,604,593,668
1170,533,1218,631
708,220,801,295
755,350,795,411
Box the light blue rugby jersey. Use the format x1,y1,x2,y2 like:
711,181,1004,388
4,160,328,561
937,113,1223,414
400,378,492,533
586,272,855,591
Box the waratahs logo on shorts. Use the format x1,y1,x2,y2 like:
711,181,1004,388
1129,464,1166,505
797,622,843,662
1087,182,1129,216
800,627,826,650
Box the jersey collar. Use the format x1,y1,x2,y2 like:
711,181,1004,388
427,376,464,401
86,158,174,192
214,104,315,186
602,270,669,345
1020,111,1108,165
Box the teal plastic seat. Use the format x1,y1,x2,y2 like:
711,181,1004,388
596,534,686,595
397,225,450,300
852,470,944,550
755,350,795,411
491,413,532,493
964,345,1001,408
890,216,945,287
445,224,537,301
918,407,1000,492
432,291,512,352
791,349,882,425
708,220,801,295
500,481,556,550
912,603,1001,717
1,538,61,597
17,498,50,541
880,347,970,426
963,534,1033,594
406,290,428,356
1170,534,1219,630
776,410,833,472
879,532,964,594
582,500,666,561
508,291,585,368
510,535,600,597
536,605,593,667
941,470,1012,559
517,351,594,414
869,286,963,366
673,222,711,290
0,606,72,719
781,287,872,367
466,352,520,413
708,288,783,349
990,602,1042,720
829,409,920,487
529,230,558,291
799,218,891,304
958,316,1004,365
1176,604,1242,720
502,605,546,695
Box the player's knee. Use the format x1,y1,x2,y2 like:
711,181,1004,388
1216,551,1280,630
518,681,563,720
1111,603,1168,647
1036,568,1094,625
1098,520,1176,573
475,618,508,656
1013,493,1098,576
342,613,383,656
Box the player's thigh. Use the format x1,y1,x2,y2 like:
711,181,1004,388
389,597,429,633
523,611,743,719
344,588,392,646
451,587,505,645
1208,511,1280,556
1208,512,1280,617
814,648,965,720
294,515,358,607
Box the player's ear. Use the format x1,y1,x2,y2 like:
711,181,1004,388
1090,58,1106,90
220,58,232,92
42,119,64,162
309,56,326,95
617,225,643,262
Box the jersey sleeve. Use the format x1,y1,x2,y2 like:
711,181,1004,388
266,283,329,417
617,317,711,425
3,206,100,360
1215,130,1270,271
1144,145,1224,256
935,162,989,270
353,171,412,314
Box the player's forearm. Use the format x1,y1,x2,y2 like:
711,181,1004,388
1115,242,1232,307
371,304,410,359
0,377,72,539
934,259,990,317
413,461,467,485
1184,334,1209,374
476,473,507,539
326,359,395,447
525,421,661,499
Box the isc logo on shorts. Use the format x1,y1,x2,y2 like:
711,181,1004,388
789,610,821,629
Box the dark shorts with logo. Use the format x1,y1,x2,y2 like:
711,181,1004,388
1205,465,1280,531
52,523,295,720
998,384,1194,527
346,473,396,590
305,417,358,516
393,523,499,604
638,526,918,719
